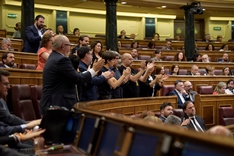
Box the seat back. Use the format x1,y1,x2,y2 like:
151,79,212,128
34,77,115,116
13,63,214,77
178,69,187,75
173,109,184,118
19,64,37,70
30,85,42,119
160,85,175,96
164,68,170,75
219,107,234,126
197,86,213,94
138,55,151,60
198,69,207,75
11,84,36,121
163,56,174,61
213,70,222,75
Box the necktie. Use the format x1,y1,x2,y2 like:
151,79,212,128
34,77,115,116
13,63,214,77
191,117,204,132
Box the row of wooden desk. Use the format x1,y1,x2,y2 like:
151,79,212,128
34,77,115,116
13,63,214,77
2,67,234,91
120,49,234,62
1,50,234,72
1,34,234,52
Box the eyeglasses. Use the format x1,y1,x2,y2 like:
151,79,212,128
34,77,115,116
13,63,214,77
64,44,71,46
1,82,10,87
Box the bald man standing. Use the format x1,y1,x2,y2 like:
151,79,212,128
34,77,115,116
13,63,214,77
40,35,104,115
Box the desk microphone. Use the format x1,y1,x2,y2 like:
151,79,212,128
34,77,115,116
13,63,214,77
47,145,71,151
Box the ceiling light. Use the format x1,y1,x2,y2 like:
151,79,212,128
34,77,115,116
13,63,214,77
121,2,127,5
202,8,206,11
161,6,167,8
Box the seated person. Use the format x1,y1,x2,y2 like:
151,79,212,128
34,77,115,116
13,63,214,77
140,110,155,119
73,28,80,37
147,41,155,49
117,40,122,49
213,82,227,95
184,81,197,103
1,52,15,68
225,79,234,94
0,38,11,51
207,125,233,138
192,53,201,62
12,22,21,39
152,33,160,41
219,44,230,51
170,64,179,75
152,49,162,61
130,33,135,39
216,35,223,42
219,53,230,62
131,41,139,49
205,43,215,51
201,54,210,62
187,65,200,76
164,115,181,126
131,48,138,60
181,101,207,132
57,25,64,35
173,52,187,61
203,34,211,42
161,41,174,50
204,65,215,76
168,80,190,108
222,66,232,76
118,30,129,39
159,102,173,122
143,116,162,124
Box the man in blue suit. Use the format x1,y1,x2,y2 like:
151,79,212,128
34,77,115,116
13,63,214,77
168,80,189,108
22,15,45,53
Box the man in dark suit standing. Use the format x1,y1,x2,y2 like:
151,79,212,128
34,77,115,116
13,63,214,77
40,35,104,115
181,101,207,132
168,80,189,108
22,15,45,53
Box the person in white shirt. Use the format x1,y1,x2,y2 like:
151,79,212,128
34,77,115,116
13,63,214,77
225,79,234,94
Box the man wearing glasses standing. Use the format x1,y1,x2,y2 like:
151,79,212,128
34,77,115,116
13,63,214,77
40,35,104,115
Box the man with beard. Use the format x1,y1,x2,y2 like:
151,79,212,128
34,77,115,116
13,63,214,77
225,79,234,94
184,81,198,102
1,52,15,68
22,15,46,53
159,102,173,122
181,101,207,132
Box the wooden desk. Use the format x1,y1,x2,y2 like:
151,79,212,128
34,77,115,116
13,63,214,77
119,49,234,62
0,50,38,65
195,94,234,128
78,96,178,115
2,68,43,85
131,60,234,70
0,37,23,51
162,75,233,93
0,29,6,37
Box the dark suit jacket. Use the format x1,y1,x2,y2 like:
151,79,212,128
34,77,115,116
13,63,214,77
187,115,207,131
40,51,92,115
22,25,44,53
0,98,26,136
0,145,26,156
168,90,189,108
78,61,105,101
